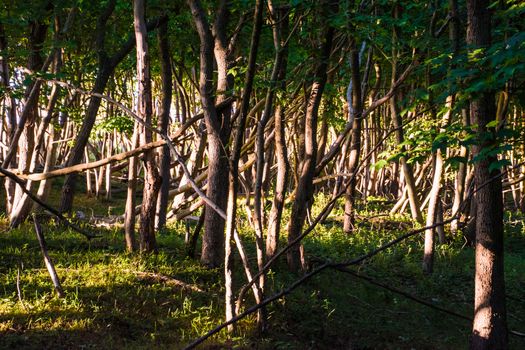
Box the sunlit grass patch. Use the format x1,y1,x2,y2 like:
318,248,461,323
0,195,524,349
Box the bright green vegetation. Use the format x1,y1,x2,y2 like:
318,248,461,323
1,197,524,349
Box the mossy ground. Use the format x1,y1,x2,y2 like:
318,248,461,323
0,191,524,349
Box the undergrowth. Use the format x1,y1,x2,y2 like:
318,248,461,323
0,194,524,349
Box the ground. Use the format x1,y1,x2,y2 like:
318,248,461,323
0,192,524,349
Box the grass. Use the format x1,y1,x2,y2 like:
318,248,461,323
0,191,524,349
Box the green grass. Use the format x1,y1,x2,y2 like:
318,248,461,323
1,193,524,349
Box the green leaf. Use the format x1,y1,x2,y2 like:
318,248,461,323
371,159,388,171
486,120,499,128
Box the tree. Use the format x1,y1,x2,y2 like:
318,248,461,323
287,1,336,271
187,0,229,268
134,0,160,252
467,0,508,348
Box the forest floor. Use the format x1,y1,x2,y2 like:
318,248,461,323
0,191,524,349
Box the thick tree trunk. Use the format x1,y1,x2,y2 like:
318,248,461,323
467,0,508,348
188,0,228,268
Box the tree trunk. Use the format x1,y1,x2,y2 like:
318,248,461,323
266,105,289,258
467,0,508,348
134,0,160,253
155,20,172,231
188,0,229,268
124,125,139,252
287,6,335,271
0,24,16,214
59,0,117,212
343,40,363,234
423,93,453,273
224,0,264,330
59,1,165,213
8,18,48,226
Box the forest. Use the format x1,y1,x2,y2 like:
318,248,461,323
0,0,524,348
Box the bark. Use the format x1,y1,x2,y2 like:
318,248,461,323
187,0,229,267
467,1,508,348
449,0,467,234
155,20,172,231
343,40,363,234
211,3,237,329
36,123,59,204
266,106,289,258
423,94,453,274
451,109,470,232
124,125,139,252
257,0,289,260
134,0,161,253
0,23,17,213
7,17,49,226
59,0,117,213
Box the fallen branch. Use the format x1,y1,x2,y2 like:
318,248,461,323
33,214,64,298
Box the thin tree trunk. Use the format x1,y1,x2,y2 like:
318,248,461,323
36,124,59,204
389,95,423,224
423,94,453,273
452,107,471,228
155,20,172,231
134,0,161,253
124,124,139,252
59,2,165,213
224,0,264,331
343,39,363,234
8,18,48,225
266,104,289,259
287,6,335,271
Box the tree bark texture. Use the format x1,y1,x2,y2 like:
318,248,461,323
188,0,229,267
134,0,160,253
467,0,508,348
155,20,172,231
343,40,363,234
